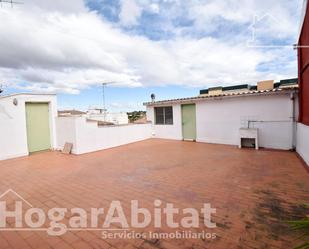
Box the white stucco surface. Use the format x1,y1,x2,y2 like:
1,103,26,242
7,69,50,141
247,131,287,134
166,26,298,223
297,122,309,166
57,116,152,154
146,104,182,140
0,94,57,160
147,93,296,150
56,117,78,154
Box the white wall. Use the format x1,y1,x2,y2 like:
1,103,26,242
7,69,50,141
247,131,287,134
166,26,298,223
196,94,294,149
0,94,57,160
57,116,152,154
56,117,78,154
147,93,295,150
146,104,182,140
297,123,309,166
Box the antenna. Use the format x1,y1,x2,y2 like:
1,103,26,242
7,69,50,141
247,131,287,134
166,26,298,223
101,81,121,121
0,0,23,7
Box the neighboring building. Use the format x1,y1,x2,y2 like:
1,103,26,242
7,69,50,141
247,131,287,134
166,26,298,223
86,108,129,125
58,109,86,116
58,107,129,125
0,93,57,160
144,79,298,150
199,79,298,96
297,0,309,165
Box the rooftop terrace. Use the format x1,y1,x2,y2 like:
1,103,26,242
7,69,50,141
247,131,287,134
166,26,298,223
0,139,308,248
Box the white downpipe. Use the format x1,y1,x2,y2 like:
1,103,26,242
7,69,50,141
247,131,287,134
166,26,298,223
290,91,297,150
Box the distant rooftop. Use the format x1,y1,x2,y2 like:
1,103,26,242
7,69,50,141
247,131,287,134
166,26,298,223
200,78,298,95
144,78,298,106
58,109,86,116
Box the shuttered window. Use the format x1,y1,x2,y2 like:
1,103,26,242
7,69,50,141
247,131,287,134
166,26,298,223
155,106,173,125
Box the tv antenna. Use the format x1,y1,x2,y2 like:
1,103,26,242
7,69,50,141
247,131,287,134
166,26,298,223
101,81,125,121
0,0,23,7
102,82,116,113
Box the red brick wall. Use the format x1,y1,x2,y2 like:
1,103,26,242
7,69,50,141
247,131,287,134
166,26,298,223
299,1,309,125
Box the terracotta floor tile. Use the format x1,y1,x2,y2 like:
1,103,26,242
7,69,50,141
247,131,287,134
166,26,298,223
0,139,308,249
71,240,93,249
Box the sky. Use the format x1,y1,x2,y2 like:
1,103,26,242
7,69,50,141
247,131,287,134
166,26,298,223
0,0,305,111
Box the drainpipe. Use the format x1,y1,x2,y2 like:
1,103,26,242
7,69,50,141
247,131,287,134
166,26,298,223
290,90,297,151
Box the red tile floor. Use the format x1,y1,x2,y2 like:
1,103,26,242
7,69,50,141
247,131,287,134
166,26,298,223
0,139,308,249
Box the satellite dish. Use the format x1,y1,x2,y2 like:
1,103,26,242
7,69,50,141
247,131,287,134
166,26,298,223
151,93,155,102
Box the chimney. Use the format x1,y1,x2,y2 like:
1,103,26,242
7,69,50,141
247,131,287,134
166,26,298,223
208,87,223,96
257,80,274,91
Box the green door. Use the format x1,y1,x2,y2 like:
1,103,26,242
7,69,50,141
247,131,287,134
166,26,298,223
26,103,51,153
181,104,196,141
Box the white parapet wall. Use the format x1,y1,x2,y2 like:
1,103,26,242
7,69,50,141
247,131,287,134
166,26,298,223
56,117,78,154
296,123,309,166
57,116,152,154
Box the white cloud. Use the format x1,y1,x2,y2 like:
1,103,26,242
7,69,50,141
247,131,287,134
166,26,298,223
0,0,300,95
149,3,160,14
188,0,300,37
119,0,142,26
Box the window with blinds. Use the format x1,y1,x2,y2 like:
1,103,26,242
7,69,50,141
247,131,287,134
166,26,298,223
154,106,173,125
